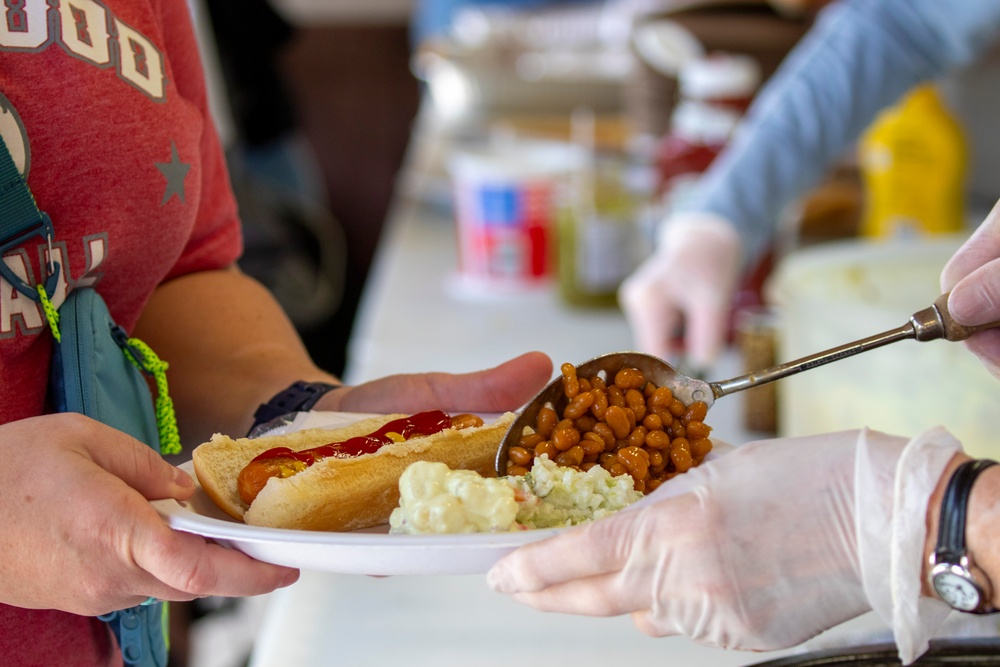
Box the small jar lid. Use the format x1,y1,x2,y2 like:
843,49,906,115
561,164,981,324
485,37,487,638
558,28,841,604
679,53,761,101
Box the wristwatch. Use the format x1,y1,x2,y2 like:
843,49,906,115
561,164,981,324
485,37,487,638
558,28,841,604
248,380,339,436
928,458,999,613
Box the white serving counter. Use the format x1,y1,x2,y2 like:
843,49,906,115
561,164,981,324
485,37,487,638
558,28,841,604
247,105,890,667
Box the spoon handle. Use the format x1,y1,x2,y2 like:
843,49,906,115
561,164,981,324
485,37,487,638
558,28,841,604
712,292,1000,399
915,292,1000,342
712,324,913,398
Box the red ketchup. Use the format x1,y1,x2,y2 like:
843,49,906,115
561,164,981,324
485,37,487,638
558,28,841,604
656,53,760,211
251,410,453,467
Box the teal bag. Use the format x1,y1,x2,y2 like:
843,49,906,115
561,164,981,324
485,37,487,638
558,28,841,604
49,287,161,447
0,136,176,667
49,287,173,667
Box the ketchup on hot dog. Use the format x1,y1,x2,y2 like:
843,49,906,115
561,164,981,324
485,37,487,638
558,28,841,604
237,410,480,506
252,410,453,464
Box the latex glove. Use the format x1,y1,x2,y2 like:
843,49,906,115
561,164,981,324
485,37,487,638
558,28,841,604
489,428,961,664
0,413,298,615
618,213,742,369
940,198,1000,379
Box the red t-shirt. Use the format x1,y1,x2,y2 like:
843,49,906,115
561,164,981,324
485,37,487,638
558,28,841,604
0,1,242,663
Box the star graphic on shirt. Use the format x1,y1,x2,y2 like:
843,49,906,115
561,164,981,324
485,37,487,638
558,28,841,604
155,140,190,205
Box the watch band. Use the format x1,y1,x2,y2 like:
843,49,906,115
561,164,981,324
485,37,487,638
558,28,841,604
249,380,339,436
936,459,997,560
932,458,998,612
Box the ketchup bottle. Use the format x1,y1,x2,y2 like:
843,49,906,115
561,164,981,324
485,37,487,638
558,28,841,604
656,53,761,213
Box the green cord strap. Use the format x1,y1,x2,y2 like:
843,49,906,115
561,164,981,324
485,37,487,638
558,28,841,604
121,337,182,456
39,283,182,456
37,283,60,343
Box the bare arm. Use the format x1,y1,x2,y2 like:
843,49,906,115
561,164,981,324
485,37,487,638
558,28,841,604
134,265,554,449
132,265,339,448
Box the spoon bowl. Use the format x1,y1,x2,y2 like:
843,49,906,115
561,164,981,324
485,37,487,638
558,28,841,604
494,351,708,476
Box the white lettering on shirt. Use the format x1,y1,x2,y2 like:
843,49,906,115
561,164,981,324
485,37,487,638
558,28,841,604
0,251,43,337
0,0,47,50
1,0,166,100
114,17,164,99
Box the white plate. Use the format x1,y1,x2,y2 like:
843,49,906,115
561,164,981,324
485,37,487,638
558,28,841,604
151,405,578,579
153,460,566,576
152,412,729,576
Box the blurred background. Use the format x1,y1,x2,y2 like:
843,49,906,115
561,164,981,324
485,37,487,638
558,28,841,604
190,0,821,382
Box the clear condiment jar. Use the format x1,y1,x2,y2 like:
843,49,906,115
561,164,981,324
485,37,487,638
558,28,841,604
557,110,654,308
558,152,649,308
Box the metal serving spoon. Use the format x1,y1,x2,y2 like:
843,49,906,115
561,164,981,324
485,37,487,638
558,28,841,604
495,292,1000,475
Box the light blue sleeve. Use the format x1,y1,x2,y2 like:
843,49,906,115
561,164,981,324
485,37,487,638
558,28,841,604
676,0,1000,266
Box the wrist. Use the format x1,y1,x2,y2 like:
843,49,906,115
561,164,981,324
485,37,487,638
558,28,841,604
311,384,348,412
964,463,1000,608
924,456,1000,613
657,211,741,251
860,428,962,664
248,380,342,436
922,453,969,597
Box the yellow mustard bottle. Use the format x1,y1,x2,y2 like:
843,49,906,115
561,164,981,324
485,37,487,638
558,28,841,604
858,84,967,237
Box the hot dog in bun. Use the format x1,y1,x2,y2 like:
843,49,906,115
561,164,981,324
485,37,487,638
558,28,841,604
192,410,516,532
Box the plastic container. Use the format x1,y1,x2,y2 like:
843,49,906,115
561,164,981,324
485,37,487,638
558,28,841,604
766,235,1000,459
858,84,968,238
656,53,760,213
449,139,587,295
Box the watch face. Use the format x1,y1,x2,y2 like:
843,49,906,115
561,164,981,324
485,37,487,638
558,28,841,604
933,569,982,611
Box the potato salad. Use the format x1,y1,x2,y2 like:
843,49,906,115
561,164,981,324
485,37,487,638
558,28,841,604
388,456,642,534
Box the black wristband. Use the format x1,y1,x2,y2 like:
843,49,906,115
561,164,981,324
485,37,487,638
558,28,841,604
249,380,339,436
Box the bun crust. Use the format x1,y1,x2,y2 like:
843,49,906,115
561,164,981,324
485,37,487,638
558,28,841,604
192,412,515,532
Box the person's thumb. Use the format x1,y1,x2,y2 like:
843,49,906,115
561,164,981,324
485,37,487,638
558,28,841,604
83,427,194,501
335,351,554,414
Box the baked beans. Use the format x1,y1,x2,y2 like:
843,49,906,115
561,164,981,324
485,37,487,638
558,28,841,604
506,363,714,492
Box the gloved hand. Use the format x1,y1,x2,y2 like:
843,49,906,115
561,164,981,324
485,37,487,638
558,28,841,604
488,428,961,664
618,212,742,368
940,198,1000,379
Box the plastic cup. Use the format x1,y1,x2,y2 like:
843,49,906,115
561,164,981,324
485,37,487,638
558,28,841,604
448,139,587,295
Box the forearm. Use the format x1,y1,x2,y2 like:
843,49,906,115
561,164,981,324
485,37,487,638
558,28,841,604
132,266,339,448
683,0,1000,266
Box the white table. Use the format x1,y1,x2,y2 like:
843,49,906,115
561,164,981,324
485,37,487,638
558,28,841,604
248,106,890,667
